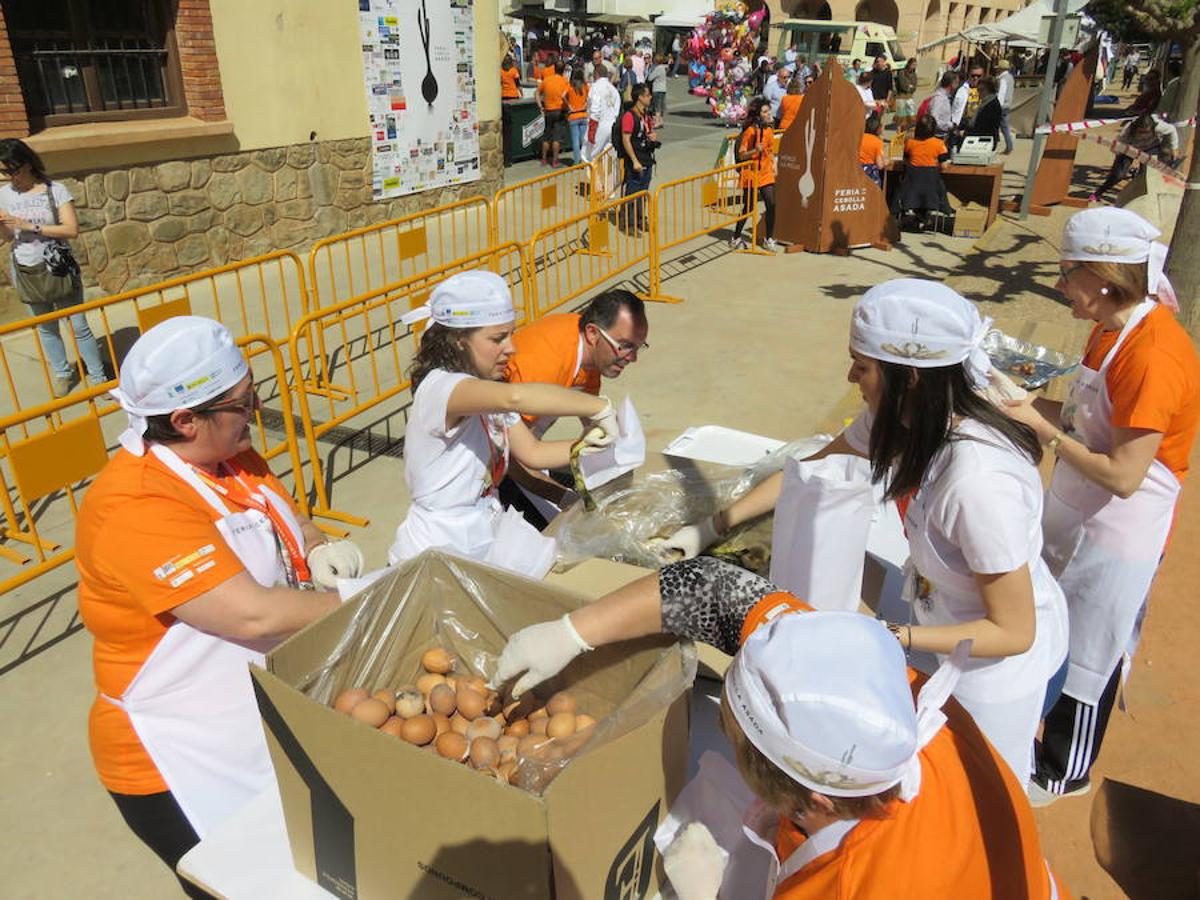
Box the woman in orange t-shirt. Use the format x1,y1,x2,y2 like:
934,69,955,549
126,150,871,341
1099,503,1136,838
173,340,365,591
859,112,886,187
1004,207,1200,806
564,69,590,164
730,97,778,251
76,317,358,895
500,56,521,100
893,113,952,229
493,557,1066,900
777,77,804,132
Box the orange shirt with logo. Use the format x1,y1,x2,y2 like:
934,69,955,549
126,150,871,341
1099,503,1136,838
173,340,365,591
778,94,804,132
1082,301,1200,483
905,136,949,168
738,124,777,189
736,594,1067,900
500,66,521,99
540,73,569,111
77,448,296,795
505,313,600,429
566,83,590,120
859,132,884,166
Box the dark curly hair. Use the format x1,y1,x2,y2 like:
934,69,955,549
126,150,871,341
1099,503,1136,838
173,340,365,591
409,322,477,389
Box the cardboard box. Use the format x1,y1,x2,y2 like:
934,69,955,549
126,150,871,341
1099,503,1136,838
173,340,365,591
252,552,693,900
952,204,989,238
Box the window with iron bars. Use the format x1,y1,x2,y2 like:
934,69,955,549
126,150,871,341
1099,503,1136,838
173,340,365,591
4,0,184,131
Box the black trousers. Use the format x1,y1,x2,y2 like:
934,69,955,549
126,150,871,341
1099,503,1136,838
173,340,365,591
733,184,776,240
1033,663,1122,793
109,790,214,898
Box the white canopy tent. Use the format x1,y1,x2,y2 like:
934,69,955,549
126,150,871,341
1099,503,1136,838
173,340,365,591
917,0,1090,52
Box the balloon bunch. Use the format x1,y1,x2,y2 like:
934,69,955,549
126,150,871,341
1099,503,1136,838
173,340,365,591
684,0,766,122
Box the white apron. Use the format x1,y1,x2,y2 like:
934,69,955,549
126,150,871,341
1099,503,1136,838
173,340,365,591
101,445,308,838
904,480,1065,783
768,455,876,611
1042,299,1181,706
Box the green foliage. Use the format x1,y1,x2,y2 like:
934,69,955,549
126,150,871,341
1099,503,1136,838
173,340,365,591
1086,0,1199,38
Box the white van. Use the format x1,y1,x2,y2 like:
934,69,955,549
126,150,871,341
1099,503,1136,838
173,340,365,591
773,20,906,69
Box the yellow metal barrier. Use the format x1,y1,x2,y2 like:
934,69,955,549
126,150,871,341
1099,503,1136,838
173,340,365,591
288,243,531,526
0,333,308,595
491,162,594,248
646,162,766,303
589,143,624,207
306,197,494,309
524,191,652,320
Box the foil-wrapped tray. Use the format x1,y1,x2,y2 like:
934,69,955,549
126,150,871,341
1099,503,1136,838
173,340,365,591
982,329,1081,389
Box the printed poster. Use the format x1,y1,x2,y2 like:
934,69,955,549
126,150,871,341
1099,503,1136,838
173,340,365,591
359,0,480,199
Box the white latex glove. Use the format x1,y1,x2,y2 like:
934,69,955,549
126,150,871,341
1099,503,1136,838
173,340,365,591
663,823,728,900
306,540,365,590
580,396,619,451
648,516,721,561
982,366,1029,406
493,613,593,698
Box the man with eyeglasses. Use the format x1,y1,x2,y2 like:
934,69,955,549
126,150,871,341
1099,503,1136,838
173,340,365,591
951,66,983,149
500,288,649,527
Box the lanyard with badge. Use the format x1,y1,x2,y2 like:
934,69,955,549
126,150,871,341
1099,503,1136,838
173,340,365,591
190,463,314,589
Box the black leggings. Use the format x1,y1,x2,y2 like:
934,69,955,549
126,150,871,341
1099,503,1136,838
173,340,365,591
733,184,776,240
109,790,213,898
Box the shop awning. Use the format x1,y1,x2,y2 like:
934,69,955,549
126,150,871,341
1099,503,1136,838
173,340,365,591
653,15,704,28
590,13,650,25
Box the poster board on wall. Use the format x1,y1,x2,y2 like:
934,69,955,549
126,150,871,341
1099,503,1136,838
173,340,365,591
359,0,481,200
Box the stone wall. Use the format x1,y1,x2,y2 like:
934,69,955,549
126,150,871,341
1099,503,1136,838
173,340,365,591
0,120,502,320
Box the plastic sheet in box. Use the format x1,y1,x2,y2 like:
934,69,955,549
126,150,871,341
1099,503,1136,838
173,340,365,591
288,551,696,795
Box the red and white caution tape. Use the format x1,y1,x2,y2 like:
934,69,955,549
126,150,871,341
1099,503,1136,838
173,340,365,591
1035,114,1196,135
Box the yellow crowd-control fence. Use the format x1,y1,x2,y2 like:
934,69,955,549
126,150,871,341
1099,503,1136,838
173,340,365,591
306,197,494,310
0,249,307,428
288,242,531,526
524,191,652,321
646,162,767,303
0,333,306,597
491,162,594,249
589,143,624,207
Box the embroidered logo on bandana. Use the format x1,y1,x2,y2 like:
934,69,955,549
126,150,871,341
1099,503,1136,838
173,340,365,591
879,341,948,360
1080,240,1140,257
783,754,894,792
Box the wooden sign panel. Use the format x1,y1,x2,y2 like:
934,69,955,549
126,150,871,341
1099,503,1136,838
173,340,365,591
1030,49,1098,209
775,59,897,253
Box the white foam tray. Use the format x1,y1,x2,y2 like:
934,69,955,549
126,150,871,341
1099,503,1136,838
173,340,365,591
662,426,785,468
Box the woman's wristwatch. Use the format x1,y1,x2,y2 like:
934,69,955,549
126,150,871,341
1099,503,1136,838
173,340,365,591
1047,431,1065,454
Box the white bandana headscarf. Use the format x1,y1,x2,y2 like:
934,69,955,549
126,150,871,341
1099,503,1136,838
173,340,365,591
400,270,516,329
849,279,993,389
1060,207,1178,312
726,611,970,802
110,316,249,456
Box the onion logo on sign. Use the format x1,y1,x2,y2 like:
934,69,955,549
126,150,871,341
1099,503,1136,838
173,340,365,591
798,119,817,208
604,801,661,899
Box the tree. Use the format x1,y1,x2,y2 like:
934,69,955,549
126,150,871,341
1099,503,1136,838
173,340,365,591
1087,1,1200,329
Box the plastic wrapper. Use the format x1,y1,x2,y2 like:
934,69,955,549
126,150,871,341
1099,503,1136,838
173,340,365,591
982,329,1081,390
549,435,834,572
290,551,696,795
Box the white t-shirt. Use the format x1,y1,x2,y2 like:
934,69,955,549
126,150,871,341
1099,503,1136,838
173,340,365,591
403,368,518,510
0,181,73,267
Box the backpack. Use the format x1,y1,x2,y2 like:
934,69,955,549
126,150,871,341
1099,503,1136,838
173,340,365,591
916,94,934,120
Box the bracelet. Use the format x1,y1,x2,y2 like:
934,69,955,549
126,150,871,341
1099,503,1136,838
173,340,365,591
1047,431,1065,454
884,621,913,651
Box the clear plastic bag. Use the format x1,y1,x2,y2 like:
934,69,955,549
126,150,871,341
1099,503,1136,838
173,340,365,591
549,435,834,571
291,551,696,795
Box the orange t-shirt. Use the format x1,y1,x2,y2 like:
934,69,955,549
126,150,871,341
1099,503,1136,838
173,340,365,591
738,125,777,189
778,94,804,132
905,136,948,168
565,83,590,120
505,312,601,430
77,448,298,795
859,132,884,166
540,73,569,111
736,594,1066,900
1081,302,1200,483
500,66,521,100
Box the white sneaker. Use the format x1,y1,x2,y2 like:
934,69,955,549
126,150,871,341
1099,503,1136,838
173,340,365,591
1027,778,1090,808
763,238,780,252
728,235,747,249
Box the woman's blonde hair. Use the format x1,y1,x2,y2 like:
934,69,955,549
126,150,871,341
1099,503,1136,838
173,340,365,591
1079,260,1149,306
720,692,900,821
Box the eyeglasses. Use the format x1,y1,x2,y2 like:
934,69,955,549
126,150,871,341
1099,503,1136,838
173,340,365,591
595,325,648,358
201,384,260,417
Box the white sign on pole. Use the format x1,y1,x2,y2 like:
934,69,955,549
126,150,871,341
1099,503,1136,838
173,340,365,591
358,0,481,199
